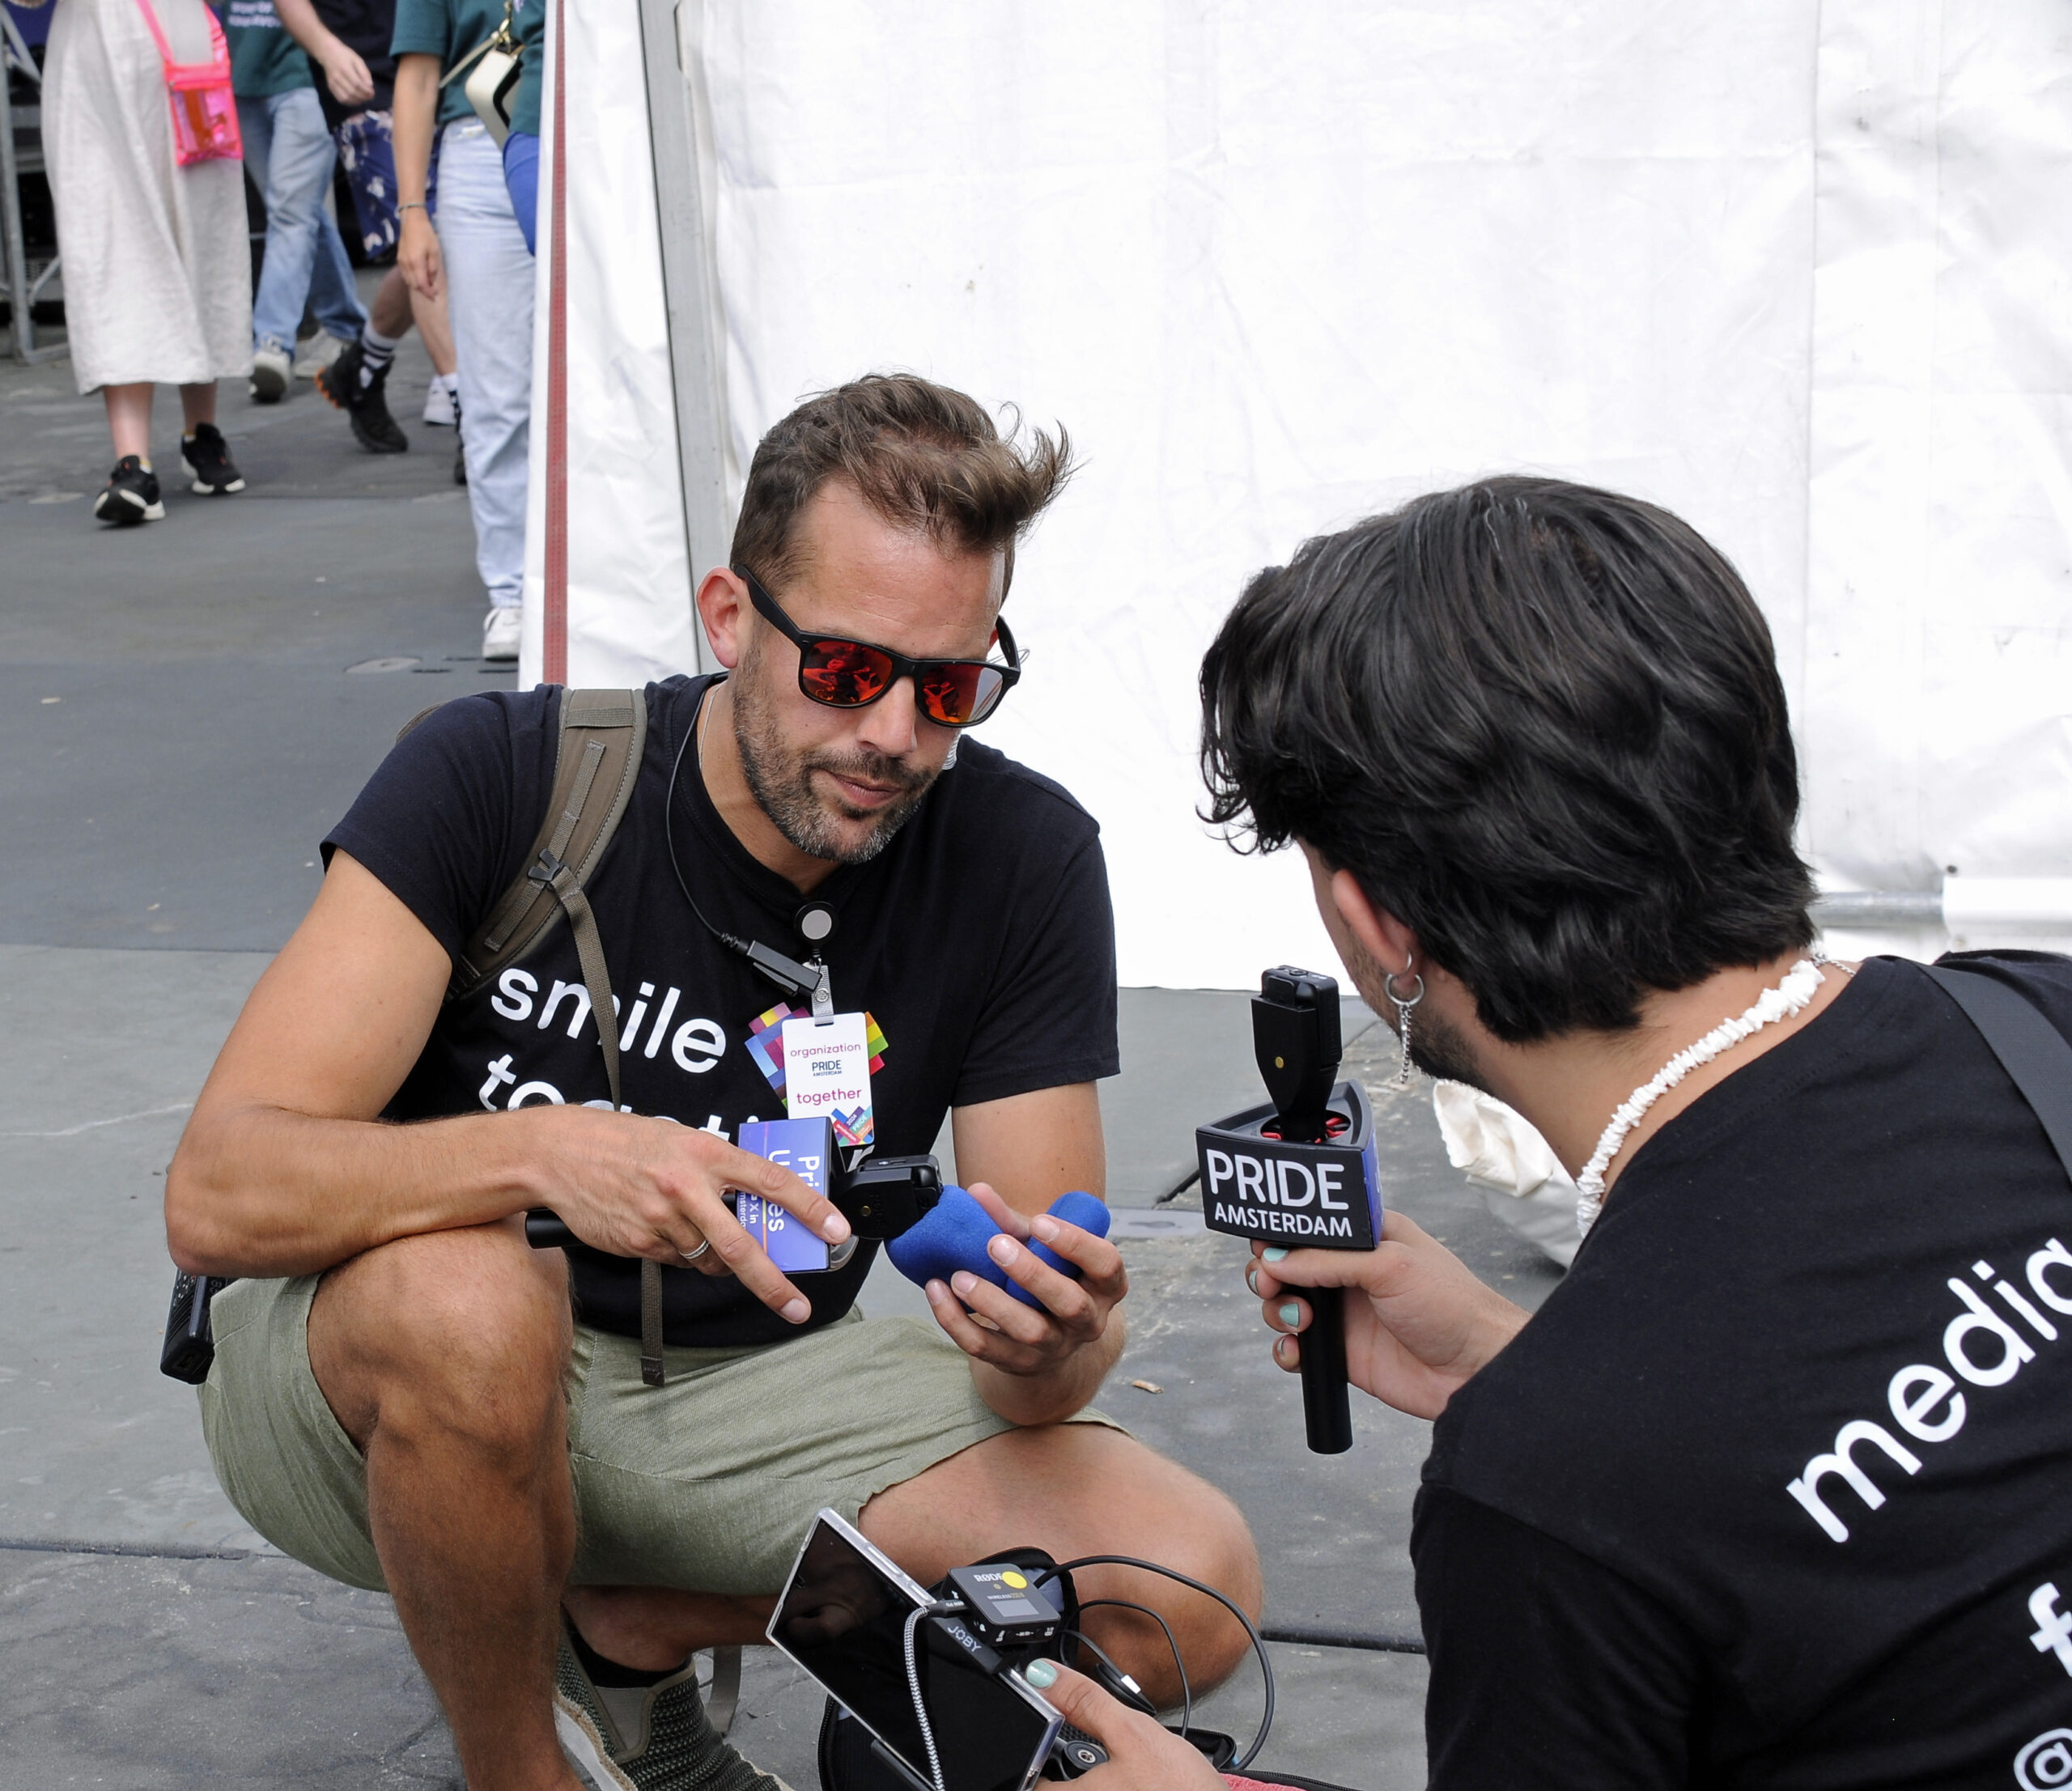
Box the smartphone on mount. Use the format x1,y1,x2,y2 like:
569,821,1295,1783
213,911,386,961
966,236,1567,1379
767,1509,1065,1791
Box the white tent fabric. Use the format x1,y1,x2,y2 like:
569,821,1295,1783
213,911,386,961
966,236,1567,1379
524,0,2072,988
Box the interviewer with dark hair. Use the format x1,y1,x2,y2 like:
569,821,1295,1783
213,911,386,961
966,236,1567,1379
1044,478,2072,1789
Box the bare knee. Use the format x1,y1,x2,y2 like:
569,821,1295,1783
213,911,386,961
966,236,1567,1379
310,1220,571,1456
1079,1465,1260,1700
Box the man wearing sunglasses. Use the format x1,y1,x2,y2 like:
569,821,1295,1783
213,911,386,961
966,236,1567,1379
171,374,1260,1791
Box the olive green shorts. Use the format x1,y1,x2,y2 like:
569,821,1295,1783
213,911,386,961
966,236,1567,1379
197,1275,1115,1596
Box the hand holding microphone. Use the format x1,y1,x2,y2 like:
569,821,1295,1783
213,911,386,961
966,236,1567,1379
1248,1209,1531,1422
1196,966,1381,1453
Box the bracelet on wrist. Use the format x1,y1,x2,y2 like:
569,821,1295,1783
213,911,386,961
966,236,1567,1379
399,201,428,214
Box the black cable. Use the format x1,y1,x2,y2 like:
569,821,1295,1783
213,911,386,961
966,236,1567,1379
663,684,758,962
1037,1554,1272,1772
1073,1601,1189,1741
1259,1622,1426,1655
662,686,826,1005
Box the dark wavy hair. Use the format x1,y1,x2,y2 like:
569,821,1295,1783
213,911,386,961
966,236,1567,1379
1199,477,1815,1043
732,373,1073,597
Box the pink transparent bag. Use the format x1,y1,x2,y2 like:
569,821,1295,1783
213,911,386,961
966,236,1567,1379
131,0,242,166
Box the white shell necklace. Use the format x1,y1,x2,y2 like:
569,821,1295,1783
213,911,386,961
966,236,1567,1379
1575,957,1827,1237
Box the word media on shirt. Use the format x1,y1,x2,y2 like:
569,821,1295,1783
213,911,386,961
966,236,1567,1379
1786,1236,2072,1543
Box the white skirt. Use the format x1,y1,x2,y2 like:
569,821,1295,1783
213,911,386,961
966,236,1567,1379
43,0,253,392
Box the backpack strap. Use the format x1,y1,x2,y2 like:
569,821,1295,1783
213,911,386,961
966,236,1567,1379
449,688,648,1004
1922,963,2072,1178
408,689,672,1388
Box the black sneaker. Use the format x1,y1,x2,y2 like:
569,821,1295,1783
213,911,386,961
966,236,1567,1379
181,422,246,495
93,456,163,524
316,338,410,454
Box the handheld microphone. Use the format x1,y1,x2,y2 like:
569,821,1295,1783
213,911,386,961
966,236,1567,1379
1195,967,1382,1454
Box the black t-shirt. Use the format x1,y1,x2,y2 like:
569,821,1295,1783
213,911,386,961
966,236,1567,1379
308,0,397,125
1414,952,2072,1789
325,677,1119,1347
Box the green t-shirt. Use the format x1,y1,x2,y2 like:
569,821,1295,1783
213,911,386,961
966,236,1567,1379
391,0,513,130
224,0,312,99
507,0,543,138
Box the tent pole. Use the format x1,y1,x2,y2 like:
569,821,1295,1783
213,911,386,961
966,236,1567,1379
638,0,730,675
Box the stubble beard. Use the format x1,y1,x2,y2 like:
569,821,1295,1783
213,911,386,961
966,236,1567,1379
731,651,941,865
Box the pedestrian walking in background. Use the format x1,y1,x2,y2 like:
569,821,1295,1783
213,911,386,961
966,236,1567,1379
227,0,367,403
273,0,464,465
393,0,533,662
33,0,252,524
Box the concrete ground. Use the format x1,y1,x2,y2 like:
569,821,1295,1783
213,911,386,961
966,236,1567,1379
0,309,1564,1789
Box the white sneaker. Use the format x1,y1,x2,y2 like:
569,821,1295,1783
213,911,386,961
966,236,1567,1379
293,333,347,379
422,376,460,427
482,605,521,662
249,344,291,404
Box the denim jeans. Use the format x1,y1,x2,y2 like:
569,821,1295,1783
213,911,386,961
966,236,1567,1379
237,87,365,353
437,120,533,609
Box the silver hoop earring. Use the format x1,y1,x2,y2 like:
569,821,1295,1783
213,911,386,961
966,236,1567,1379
1385,961,1425,1089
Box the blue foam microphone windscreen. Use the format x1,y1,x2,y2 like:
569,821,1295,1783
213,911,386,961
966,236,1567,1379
886,1187,1110,1307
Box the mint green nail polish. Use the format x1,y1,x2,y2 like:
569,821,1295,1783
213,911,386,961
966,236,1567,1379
1263,1247,1290,1263
1278,1301,1301,1326
1024,1658,1059,1689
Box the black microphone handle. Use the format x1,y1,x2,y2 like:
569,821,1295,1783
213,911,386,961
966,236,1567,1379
1299,1283,1353,1454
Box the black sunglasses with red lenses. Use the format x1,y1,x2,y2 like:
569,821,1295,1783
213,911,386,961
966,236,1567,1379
736,566,1022,728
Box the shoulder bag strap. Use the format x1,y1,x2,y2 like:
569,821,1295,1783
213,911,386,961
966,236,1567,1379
439,689,669,1388
1922,964,2072,1180
448,688,647,1002
128,0,175,67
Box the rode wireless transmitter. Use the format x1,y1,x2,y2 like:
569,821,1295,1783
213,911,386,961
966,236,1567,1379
1195,967,1382,1454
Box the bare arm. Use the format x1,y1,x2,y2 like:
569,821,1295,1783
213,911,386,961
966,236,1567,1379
164,852,848,1321
271,0,375,107
393,53,443,299
924,1083,1125,1427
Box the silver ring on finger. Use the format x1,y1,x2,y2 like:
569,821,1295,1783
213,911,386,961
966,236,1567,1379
682,1237,711,1263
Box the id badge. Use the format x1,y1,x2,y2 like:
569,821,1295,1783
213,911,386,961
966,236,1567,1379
737,1116,833,1272
781,1012,877,1150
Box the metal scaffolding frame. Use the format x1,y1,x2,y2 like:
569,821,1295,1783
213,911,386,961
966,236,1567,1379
2,7,66,365
636,0,727,672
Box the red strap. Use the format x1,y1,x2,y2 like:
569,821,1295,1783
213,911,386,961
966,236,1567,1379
128,0,175,66
542,0,569,685
129,0,230,76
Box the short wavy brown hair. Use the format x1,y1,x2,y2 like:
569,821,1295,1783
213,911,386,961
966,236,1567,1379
730,373,1074,600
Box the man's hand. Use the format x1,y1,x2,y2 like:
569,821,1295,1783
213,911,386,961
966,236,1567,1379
316,40,375,106
920,1182,1127,1426
538,1111,850,1325
398,207,442,301
1250,1208,1530,1419
270,0,373,105
1025,1663,1223,1791
922,1182,1126,1375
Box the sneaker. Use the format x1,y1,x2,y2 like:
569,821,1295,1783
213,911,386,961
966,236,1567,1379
249,342,292,404
92,456,163,525
422,375,458,427
316,338,410,454
181,423,246,495
293,331,347,379
483,605,521,661
554,1620,791,1791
